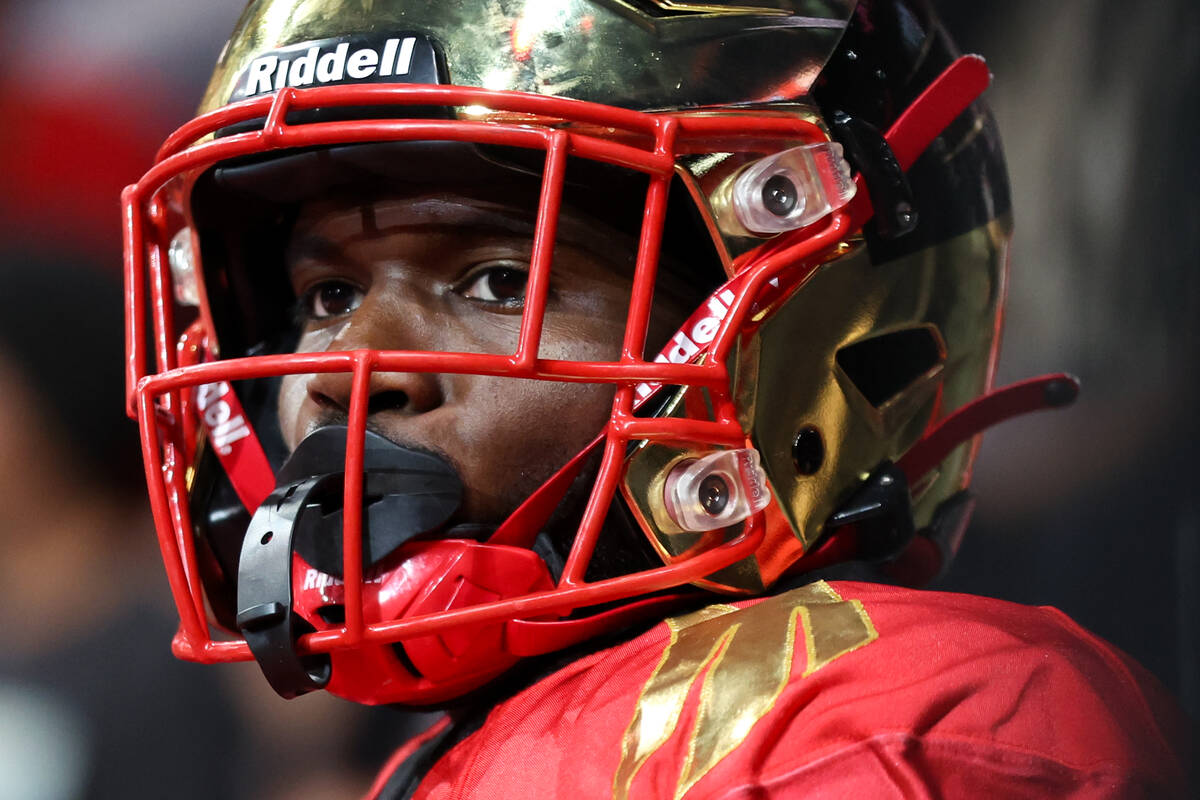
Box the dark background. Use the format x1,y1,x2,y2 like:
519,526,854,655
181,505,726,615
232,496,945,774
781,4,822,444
934,0,1199,719
0,1,1194,797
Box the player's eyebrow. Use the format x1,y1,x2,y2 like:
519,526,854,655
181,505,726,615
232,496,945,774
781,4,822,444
290,195,638,273
377,197,622,256
288,234,355,269
285,199,531,269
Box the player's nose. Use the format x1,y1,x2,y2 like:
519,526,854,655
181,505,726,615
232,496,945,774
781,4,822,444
302,289,446,418
304,367,444,420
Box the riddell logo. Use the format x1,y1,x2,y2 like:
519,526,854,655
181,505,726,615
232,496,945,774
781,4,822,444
636,288,736,400
243,38,417,97
301,568,387,593
233,33,441,100
195,382,252,456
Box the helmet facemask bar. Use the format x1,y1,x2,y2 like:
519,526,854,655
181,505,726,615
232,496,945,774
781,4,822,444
124,83,851,689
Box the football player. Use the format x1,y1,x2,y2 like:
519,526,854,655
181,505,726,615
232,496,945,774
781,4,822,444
122,0,1190,796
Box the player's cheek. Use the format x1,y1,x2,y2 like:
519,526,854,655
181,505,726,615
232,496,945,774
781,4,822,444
452,376,611,508
538,306,628,363
276,374,310,450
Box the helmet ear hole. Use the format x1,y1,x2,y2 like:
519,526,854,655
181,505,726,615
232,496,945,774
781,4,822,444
835,325,945,410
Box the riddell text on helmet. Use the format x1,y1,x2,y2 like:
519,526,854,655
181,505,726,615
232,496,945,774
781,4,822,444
238,35,424,99
636,288,736,400
195,381,252,456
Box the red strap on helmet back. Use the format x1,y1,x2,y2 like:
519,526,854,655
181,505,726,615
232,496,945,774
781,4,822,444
898,373,1080,483
846,54,992,228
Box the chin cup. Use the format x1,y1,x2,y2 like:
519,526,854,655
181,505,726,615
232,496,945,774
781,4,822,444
235,425,463,699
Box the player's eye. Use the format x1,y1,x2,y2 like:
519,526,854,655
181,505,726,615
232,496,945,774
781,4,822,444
304,280,364,319
457,261,529,308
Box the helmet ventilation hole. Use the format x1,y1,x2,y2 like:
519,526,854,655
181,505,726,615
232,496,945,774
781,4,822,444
835,327,944,408
791,427,824,475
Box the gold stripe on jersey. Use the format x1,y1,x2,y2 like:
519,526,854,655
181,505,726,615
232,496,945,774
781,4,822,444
612,581,878,799
797,580,879,676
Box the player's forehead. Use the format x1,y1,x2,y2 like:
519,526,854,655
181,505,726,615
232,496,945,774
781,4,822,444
290,191,536,243
286,184,639,271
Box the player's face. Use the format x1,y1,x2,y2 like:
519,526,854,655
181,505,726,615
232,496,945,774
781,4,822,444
277,190,641,525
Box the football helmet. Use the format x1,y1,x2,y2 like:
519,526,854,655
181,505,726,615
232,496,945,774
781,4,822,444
124,0,1074,704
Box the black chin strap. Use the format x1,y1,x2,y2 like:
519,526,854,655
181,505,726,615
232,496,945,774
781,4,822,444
236,474,334,699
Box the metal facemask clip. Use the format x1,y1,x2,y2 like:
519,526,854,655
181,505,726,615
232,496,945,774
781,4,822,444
710,143,857,238
663,448,771,532
236,426,463,699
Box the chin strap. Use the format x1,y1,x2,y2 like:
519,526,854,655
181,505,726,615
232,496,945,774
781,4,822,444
196,377,276,511
177,325,277,513
843,54,992,231
897,372,1080,483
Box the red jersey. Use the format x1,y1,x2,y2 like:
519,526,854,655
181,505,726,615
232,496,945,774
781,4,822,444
381,581,1189,799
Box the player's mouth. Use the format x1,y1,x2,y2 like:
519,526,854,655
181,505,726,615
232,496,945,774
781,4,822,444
266,424,467,579
235,423,555,701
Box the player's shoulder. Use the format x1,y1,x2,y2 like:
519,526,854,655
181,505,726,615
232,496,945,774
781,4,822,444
667,580,1190,798
721,579,1185,744
649,578,1161,695
415,581,1190,799
566,580,1188,798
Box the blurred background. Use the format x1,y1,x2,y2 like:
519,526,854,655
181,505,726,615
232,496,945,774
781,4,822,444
935,0,1199,722
0,0,1194,797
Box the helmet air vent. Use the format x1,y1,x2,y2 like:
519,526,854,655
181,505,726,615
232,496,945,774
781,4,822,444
835,326,944,409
